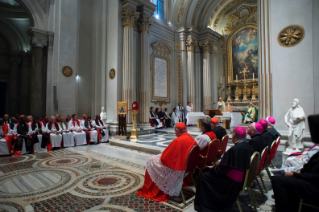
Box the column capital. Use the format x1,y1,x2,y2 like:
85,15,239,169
199,40,211,53
27,27,54,48
138,13,153,33
186,38,198,52
122,6,140,28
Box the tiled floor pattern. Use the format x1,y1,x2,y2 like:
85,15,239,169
0,143,278,211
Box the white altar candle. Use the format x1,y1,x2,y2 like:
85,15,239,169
253,73,254,80
236,75,238,82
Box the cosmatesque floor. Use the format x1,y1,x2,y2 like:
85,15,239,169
0,142,277,212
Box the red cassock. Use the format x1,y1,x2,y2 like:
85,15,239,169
2,124,12,155
183,131,217,187
137,132,196,202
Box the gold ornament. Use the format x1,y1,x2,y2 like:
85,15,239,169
278,25,305,47
109,69,116,79
62,66,73,77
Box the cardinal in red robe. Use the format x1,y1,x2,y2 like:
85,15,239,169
137,122,196,202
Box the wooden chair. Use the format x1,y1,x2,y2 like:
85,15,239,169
270,136,281,167
237,152,260,212
255,147,268,195
298,199,319,212
180,144,200,205
217,135,229,160
196,139,220,173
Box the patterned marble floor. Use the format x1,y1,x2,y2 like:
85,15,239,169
0,144,277,212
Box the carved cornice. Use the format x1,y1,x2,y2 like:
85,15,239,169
151,41,172,56
27,27,54,48
122,6,140,28
31,37,47,48
186,38,198,52
138,13,153,33
199,40,211,53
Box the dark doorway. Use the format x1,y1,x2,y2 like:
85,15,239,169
0,82,7,117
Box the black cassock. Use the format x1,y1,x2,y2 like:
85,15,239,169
213,125,227,141
248,134,267,157
158,111,171,127
15,122,33,153
149,111,159,125
268,127,281,140
261,131,276,154
272,151,319,212
194,141,254,212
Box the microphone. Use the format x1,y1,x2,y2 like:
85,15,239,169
202,103,215,109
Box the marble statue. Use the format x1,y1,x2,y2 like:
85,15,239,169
100,107,107,125
284,98,306,151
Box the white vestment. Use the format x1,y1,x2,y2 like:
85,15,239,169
171,112,179,126
0,138,10,155
185,106,192,122
46,123,62,148
59,122,74,147
282,146,319,172
195,134,211,151
31,122,47,153
92,120,109,142
80,120,98,143
176,106,184,121
284,105,306,149
68,120,87,146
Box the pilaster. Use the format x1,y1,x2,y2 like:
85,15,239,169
186,37,198,111
199,40,212,109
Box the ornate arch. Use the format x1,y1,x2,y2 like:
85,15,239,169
17,0,47,30
0,22,24,52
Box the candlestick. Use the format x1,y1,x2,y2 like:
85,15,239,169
253,73,254,80
228,75,230,82
236,75,238,82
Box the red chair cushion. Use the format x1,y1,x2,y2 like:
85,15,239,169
257,147,268,174
206,139,220,166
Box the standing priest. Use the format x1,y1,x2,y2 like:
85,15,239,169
194,126,254,212
137,122,196,202
176,103,185,122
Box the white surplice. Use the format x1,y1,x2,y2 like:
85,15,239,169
31,122,47,153
195,134,211,151
68,120,87,146
149,112,163,128
59,122,74,147
80,120,98,143
46,123,62,148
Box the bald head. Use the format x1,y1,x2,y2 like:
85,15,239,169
82,114,87,119
50,116,56,123
247,123,257,137
27,115,33,122
3,114,9,121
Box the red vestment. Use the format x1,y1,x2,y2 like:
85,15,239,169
1,124,12,155
137,132,196,202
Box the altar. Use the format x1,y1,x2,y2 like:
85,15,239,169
186,112,243,128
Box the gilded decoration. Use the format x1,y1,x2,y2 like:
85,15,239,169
122,6,140,28
109,69,115,80
175,42,183,50
199,40,211,53
177,0,185,23
138,13,153,33
191,0,202,25
186,38,198,52
62,66,73,77
150,41,172,105
277,25,305,47
177,55,182,103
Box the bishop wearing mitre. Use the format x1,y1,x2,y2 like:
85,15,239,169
137,122,196,202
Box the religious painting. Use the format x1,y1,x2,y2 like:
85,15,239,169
232,27,258,80
117,101,127,115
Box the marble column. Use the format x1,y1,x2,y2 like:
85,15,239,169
194,45,202,111
200,40,211,109
138,12,153,125
9,54,21,116
186,37,198,111
20,53,31,115
122,4,139,124
30,37,47,118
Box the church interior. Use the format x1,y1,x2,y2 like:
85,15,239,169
0,0,318,211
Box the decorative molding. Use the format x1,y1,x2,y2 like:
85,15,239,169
62,66,73,77
185,38,198,52
191,0,202,25
152,101,168,106
109,69,116,79
177,55,182,103
277,25,305,47
122,6,140,28
177,0,185,23
138,13,153,33
175,42,183,51
199,40,211,53
31,37,47,48
200,0,216,28
150,41,171,105
213,46,217,54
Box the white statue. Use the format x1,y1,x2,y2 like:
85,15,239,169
284,98,306,151
100,107,107,125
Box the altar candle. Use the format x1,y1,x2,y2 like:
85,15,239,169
228,75,230,82
253,73,255,80
236,75,238,82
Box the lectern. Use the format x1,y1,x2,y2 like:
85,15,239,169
202,109,223,118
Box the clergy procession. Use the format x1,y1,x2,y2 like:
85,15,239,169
0,113,109,156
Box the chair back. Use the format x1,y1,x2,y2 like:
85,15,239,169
239,152,260,194
218,135,229,159
274,136,281,153
265,140,276,165
257,147,268,174
185,145,200,173
205,139,220,166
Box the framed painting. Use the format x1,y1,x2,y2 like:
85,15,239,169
228,25,258,82
117,101,127,115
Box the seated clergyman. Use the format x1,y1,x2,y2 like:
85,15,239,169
59,117,74,147
194,126,254,212
211,117,227,141
247,122,266,157
149,107,163,128
92,115,109,143
259,119,276,153
81,114,98,144
266,116,281,139
137,122,196,202
68,114,87,146
242,102,258,124
46,116,62,148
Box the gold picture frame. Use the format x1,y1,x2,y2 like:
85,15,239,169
117,101,127,115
